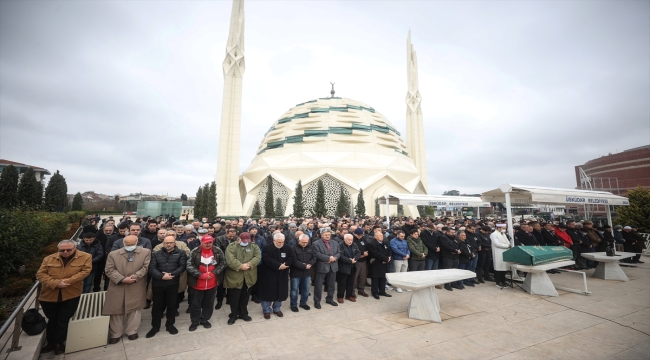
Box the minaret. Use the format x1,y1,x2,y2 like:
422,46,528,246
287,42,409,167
216,0,245,216
405,31,428,193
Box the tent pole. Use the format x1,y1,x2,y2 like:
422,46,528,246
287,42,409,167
505,192,514,247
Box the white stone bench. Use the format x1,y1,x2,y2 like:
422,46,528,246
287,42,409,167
509,260,575,297
386,269,475,323
580,251,636,282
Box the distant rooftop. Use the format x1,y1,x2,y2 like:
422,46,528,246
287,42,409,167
0,159,51,175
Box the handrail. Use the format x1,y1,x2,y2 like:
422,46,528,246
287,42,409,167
0,281,40,344
0,222,83,354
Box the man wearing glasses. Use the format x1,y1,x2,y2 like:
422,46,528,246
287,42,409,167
36,240,92,355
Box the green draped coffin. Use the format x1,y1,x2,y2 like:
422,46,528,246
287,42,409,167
502,246,573,266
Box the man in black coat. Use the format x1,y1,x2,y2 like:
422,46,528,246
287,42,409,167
146,235,187,338
420,222,440,271
475,226,494,283
337,234,361,303
366,232,392,299
514,224,538,246
258,233,295,319
566,220,586,269
351,228,370,298
92,224,114,292
439,228,461,291
541,223,561,246
530,222,545,246
289,234,316,312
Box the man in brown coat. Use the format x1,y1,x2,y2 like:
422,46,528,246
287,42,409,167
103,235,151,343
36,240,92,355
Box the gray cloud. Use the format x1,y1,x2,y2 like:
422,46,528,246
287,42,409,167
1,0,648,198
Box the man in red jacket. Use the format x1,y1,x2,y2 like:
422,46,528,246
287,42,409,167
185,235,226,331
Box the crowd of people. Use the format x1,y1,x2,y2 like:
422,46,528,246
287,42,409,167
36,213,647,354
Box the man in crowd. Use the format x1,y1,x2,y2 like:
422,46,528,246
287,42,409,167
224,232,261,325
367,231,393,299
247,225,267,304
105,222,128,255
289,234,316,312
440,227,461,291
111,223,152,251
351,228,369,297
541,222,561,247
76,232,104,294
103,235,151,343
141,220,159,247
475,226,494,283
514,223,537,246
258,233,294,319
421,221,440,271
312,228,341,308
93,224,113,292
337,234,360,303
389,230,409,292
37,240,92,355
146,235,187,338
185,234,226,331
215,228,238,309
407,228,427,272
457,232,476,289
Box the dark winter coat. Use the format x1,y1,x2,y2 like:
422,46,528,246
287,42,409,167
290,244,317,278
258,244,295,302
514,230,537,246
367,238,392,278
541,229,561,246
149,246,187,288
77,240,104,266
338,242,361,275
439,234,460,260
420,229,439,259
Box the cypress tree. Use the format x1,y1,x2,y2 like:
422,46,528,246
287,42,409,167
615,187,650,232
181,193,188,201
201,183,210,219
335,187,346,217
195,186,203,219
44,170,68,211
207,181,217,219
274,198,284,217
293,180,305,217
314,179,326,217
374,197,380,217
71,192,84,211
252,200,262,217
264,175,275,218
0,164,19,209
17,168,42,209
397,204,404,216
355,188,366,216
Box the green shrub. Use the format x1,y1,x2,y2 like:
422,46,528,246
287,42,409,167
0,210,68,284
66,210,86,224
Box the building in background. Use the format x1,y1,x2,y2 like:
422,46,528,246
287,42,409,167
136,201,182,218
0,159,50,182
574,145,650,219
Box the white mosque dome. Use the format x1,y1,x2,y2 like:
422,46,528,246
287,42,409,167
239,97,425,216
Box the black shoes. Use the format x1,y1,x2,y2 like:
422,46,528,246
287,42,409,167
477,278,485,284
215,301,222,310
227,317,237,325
239,314,252,321
464,282,475,287
314,302,321,309
325,300,338,306
299,304,311,310
379,293,392,297
189,323,199,331
146,327,159,338
444,285,453,291
484,276,495,282
373,294,380,299
291,306,299,312
166,325,178,334
201,321,211,329
451,284,464,290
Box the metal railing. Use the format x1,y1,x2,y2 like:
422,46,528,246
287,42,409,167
641,233,650,255
0,224,85,355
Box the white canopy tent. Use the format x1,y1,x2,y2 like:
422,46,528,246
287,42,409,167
481,184,630,246
378,193,491,218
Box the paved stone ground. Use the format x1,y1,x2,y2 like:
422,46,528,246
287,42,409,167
40,262,650,360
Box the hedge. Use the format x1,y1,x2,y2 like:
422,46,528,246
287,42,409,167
0,210,69,284
66,210,86,224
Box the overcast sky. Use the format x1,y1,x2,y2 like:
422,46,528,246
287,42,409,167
1,0,648,197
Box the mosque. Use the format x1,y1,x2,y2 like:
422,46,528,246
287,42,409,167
215,0,429,217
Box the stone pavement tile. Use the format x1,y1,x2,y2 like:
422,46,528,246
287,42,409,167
529,333,625,360
152,342,252,360
239,315,311,340
571,321,650,349
373,316,414,331
438,312,508,336
491,346,550,359
315,324,369,342
607,348,649,360
517,309,606,337
62,344,127,360
437,301,482,317
378,312,430,327
264,339,381,360
577,299,648,320
123,325,247,359
358,323,464,358
466,322,555,356
339,318,395,335
390,337,501,360
243,328,329,360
